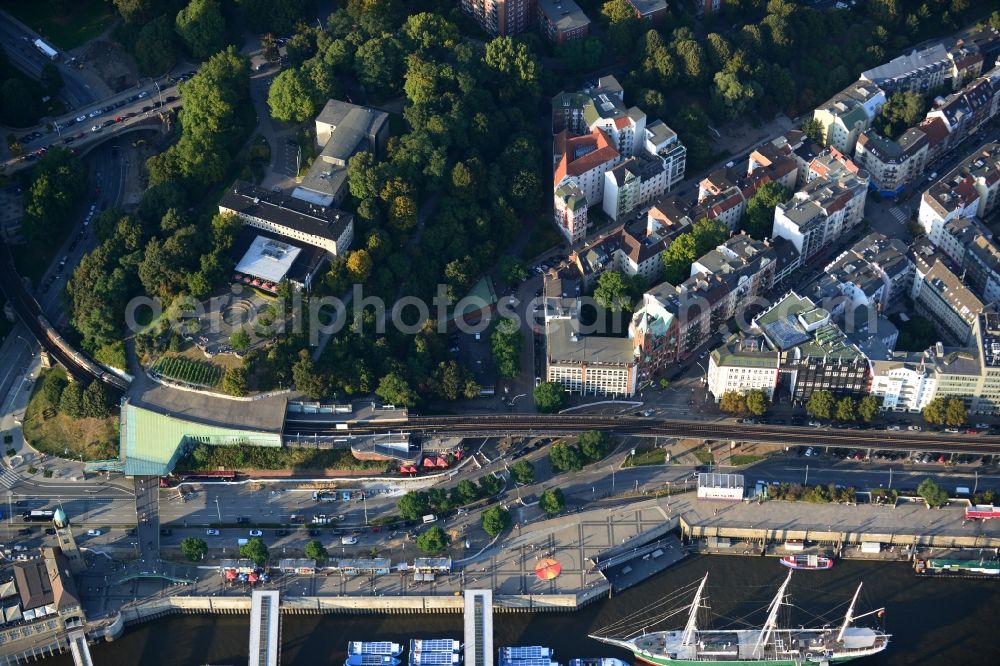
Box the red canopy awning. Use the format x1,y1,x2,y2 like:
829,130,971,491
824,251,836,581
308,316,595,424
534,558,562,580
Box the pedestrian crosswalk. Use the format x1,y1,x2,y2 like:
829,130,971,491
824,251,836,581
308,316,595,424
888,206,908,224
0,468,20,490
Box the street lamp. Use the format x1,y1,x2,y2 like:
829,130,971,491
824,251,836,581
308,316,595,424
153,80,163,108
214,497,222,526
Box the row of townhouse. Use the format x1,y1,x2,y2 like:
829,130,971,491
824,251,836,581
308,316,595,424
918,142,1000,306
770,148,869,264
809,26,1000,196
909,239,985,346
552,76,686,243
541,230,782,396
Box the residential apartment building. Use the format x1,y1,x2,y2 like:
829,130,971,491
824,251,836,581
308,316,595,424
553,77,684,241
570,221,677,288
965,234,1000,306
860,43,951,93
918,142,1000,257
626,0,669,22
460,0,534,37
690,232,778,308
630,282,679,383
812,81,886,155
696,149,798,232
910,241,984,345
219,181,354,257
869,353,938,412
693,0,721,18
823,232,913,315
853,127,928,196
553,127,621,232
554,179,588,244
770,162,869,263
707,338,780,400
536,0,590,43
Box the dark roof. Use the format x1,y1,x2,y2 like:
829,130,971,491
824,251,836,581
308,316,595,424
13,559,53,611
219,180,352,244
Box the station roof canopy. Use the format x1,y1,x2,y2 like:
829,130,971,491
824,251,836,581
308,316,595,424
120,400,282,476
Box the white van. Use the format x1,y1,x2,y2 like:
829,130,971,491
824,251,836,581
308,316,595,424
956,486,971,496
237,538,249,547
422,514,438,524
341,536,358,545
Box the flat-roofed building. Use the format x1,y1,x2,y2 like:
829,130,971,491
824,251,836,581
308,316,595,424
460,0,534,37
295,100,389,207
707,338,779,401
870,353,938,412
537,0,590,43
220,180,354,257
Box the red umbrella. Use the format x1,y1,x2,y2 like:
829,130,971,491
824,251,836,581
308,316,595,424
224,570,237,580
248,572,259,583
535,558,562,580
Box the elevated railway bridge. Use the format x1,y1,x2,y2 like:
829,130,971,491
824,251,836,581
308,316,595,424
283,413,1000,457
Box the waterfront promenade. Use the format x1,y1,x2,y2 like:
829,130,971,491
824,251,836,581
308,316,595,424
82,490,1000,627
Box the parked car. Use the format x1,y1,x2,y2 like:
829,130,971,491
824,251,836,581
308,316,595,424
340,536,358,545
205,529,220,536
86,529,102,536
248,529,263,537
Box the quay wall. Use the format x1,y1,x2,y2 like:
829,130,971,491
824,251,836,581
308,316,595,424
120,583,612,626
679,519,1000,549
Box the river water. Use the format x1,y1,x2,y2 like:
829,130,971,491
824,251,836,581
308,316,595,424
48,555,1000,666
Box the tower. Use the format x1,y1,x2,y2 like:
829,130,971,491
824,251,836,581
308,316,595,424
52,508,86,575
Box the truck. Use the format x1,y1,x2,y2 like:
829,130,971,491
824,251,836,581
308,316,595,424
32,39,58,60
312,491,337,502
22,510,55,522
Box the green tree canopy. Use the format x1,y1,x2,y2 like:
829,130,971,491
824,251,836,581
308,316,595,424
481,506,511,537
858,395,880,422
742,181,789,240
511,460,535,485
835,397,856,422
416,525,449,553
397,491,431,520
175,0,226,61
917,478,949,508
719,391,748,415
549,441,583,473
304,539,328,562
376,372,418,407
578,430,609,461
135,14,178,76
230,327,250,352
59,382,85,419
236,0,309,34
181,537,208,561
806,390,835,420
491,318,522,380
222,366,249,397
876,91,928,139
594,270,632,312
943,397,967,427
267,68,316,123
240,536,269,565
534,381,567,413
745,389,768,416
539,488,565,515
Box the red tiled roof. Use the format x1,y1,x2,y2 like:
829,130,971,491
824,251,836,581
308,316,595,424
918,116,951,147
614,116,631,129
554,128,620,181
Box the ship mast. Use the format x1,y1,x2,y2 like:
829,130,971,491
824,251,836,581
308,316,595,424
836,582,863,643
753,570,793,657
680,573,709,646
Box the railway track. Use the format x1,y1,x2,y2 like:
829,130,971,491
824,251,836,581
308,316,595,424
281,414,1000,454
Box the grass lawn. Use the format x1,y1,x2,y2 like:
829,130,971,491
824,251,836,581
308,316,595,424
6,0,116,51
22,368,119,461
730,454,766,466
623,447,666,467
693,448,714,465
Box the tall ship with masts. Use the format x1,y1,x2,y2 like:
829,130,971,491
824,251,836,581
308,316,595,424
589,571,889,665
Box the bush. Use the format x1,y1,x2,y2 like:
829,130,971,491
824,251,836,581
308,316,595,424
152,356,224,388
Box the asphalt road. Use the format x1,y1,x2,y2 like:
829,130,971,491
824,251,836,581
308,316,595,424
0,10,100,109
